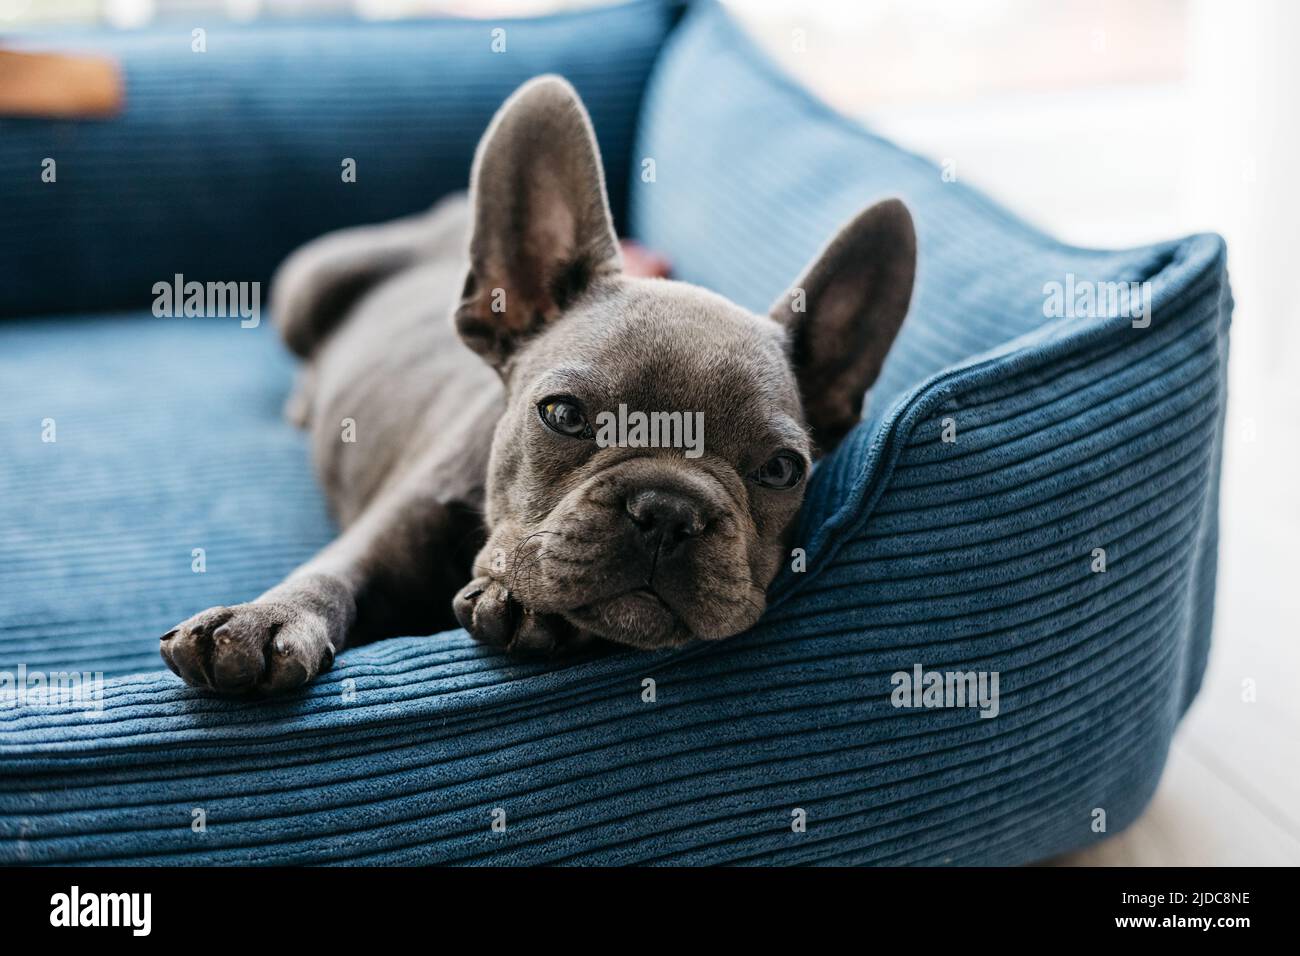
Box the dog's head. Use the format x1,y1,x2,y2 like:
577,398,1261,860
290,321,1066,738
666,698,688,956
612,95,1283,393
454,76,915,650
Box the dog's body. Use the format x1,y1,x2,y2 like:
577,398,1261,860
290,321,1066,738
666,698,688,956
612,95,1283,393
160,77,916,694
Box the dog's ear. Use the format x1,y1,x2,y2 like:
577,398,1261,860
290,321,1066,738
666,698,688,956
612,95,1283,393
456,75,621,368
770,199,916,455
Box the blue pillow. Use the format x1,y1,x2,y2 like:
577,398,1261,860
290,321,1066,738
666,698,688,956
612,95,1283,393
0,1,1228,865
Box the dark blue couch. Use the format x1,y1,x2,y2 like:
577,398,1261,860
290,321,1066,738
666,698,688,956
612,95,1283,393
0,0,1229,864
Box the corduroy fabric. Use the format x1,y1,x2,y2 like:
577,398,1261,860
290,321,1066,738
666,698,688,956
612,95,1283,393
0,1,1228,865
0,0,681,318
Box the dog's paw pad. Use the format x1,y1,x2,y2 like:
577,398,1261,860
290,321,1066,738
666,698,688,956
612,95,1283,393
454,577,582,657
454,577,514,646
160,603,334,695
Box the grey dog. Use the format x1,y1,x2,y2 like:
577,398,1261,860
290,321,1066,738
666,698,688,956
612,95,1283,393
159,76,916,695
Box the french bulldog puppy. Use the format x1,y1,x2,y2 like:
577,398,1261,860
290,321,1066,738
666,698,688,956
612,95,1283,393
159,76,915,695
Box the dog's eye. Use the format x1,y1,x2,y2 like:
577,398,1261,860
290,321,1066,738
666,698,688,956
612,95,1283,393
538,397,592,438
750,452,805,489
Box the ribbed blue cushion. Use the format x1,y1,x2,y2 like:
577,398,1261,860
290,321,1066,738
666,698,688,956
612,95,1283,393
0,0,679,318
0,1,1228,865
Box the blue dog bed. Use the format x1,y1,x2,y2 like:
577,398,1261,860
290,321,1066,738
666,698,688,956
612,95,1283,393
0,0,1228,864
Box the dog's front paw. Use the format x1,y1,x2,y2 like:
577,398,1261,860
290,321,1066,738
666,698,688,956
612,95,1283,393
160,602,336,695
453,577,588,656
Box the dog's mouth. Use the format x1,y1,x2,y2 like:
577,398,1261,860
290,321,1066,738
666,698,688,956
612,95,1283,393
563,587,692,648
478,481,772,650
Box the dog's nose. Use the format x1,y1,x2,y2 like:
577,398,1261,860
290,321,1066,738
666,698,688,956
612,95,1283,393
625,488,706,552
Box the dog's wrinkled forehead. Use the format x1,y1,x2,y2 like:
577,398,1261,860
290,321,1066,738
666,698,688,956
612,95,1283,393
512,276,809,459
